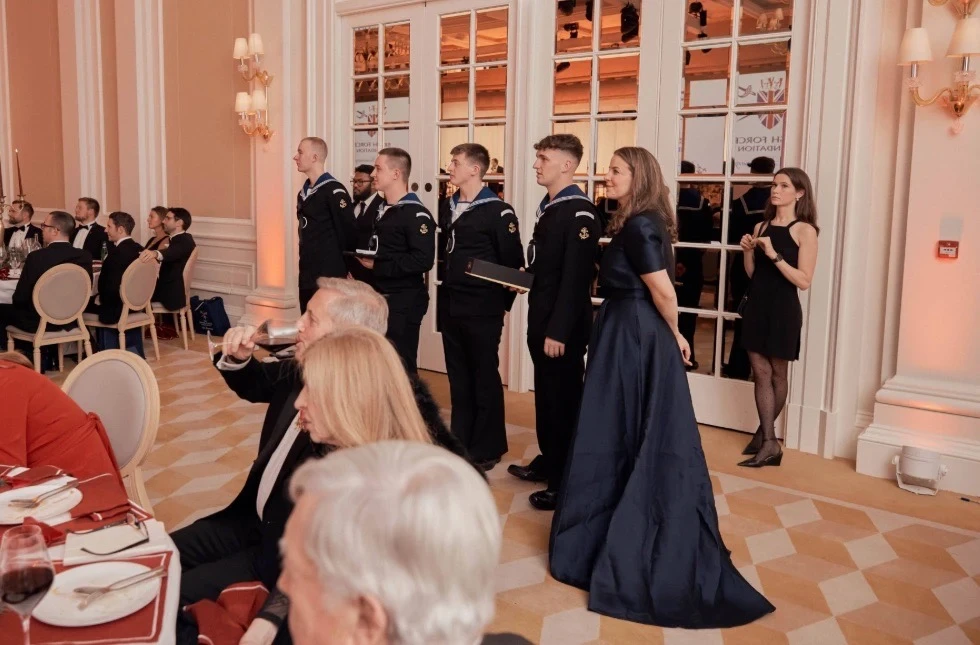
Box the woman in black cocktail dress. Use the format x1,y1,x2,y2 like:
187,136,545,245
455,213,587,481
549,147,774,628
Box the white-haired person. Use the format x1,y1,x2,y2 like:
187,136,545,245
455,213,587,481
281,441,532,645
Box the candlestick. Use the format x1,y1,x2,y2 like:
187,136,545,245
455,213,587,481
14,148,24,198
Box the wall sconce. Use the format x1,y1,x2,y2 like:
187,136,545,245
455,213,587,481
233,33,274,141
899,2,980,134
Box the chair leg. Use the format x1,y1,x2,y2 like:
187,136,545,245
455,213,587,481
83,339,93,358
149,323,160,361
173,313,182,338
187,309,196,341
33,347,41,373
77,340,82,359
6,338,12,351
179,310,188,351
58,344,64,372
119,329,126,351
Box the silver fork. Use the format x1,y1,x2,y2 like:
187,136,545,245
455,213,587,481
8,473,110,509
73,565,167,610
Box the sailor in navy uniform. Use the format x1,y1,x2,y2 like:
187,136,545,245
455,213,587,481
438,143,524,470
510,135,600,510
293,136,355,312
358,148,435,374
3,201,42,248
675,162,715,370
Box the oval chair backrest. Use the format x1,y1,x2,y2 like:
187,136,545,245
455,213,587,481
182,247,199,303
34,263,92,325
121,260,159,310
62,350,159,474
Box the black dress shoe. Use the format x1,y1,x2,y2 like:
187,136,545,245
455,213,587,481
476,458,501,473
529,489,558,511
738,448,783,468
741,430,764,455
507,464,548,483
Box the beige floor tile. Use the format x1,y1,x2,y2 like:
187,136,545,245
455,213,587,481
838,602,951,642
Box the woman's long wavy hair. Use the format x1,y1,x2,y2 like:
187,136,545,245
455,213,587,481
606,146,677,242
764,167,820,234
300,327,432,449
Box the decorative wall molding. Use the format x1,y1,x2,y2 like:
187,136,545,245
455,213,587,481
0,0,12,205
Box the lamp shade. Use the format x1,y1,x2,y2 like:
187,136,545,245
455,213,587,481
250,88,267,111
248,33,264,56
235,92,251,113
947,18,980,58
899,27,933,65
233,37,248,59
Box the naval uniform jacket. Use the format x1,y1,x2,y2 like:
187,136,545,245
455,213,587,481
526,185,600,347
437,186,524,318
372,193,435,312
296,172,355,289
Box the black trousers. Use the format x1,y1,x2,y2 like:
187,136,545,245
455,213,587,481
385,289,428,375
441,313,507,462
528,334,586,491
675,271,703,364
170,514,263,607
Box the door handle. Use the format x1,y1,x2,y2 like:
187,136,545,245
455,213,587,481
424,182,433,193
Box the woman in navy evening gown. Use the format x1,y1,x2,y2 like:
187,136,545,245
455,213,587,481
549,147,775,628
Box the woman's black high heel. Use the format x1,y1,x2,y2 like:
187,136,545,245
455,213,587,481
741,428,764,455
738,440,782,468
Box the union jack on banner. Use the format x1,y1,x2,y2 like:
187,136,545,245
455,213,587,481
756,77,785,130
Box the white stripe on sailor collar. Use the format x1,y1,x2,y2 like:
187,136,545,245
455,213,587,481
299,176,342,200
535,193,593,220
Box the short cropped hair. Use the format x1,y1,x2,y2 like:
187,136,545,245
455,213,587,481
378,147,412,178
49,210,76,237
79,197,101,216
12,200,34,218
534,134,584,164
315,277,388,334
169,207,192,231
289,441,501,645
108,211,136,235
450,143,491,178
302,136,328,160
749,156,776,174
680,160,696,174
354,164,374,176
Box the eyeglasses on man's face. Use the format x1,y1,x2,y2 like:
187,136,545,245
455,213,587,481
351,179,372,186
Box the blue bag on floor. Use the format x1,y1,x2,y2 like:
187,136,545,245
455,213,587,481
191,296,232,336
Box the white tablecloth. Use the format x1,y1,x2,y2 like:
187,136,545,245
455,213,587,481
0,271,100,305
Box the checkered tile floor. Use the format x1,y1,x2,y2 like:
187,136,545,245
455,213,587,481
91,340,980,644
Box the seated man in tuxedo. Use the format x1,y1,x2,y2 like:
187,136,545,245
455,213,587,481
89,211,143,324
3,200,42,248
139,207,196,310
172,278,467,645
70,197,109,259
0,210,93,347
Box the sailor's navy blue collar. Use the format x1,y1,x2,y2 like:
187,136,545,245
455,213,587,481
300,172,339,200
384,192,424,208
537,184,591,218
450,186,500,211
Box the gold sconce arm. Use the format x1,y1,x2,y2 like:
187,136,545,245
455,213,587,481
236,58,274,87
908,83,953,107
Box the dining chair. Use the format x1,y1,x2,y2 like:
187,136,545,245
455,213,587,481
62,349,160,514
83,260,161,360
5,263,93,372
151,247,199,350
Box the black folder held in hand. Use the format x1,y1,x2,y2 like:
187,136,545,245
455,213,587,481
465,258,534,292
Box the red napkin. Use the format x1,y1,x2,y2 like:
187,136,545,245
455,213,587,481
185,582,270,644
1,465,66,489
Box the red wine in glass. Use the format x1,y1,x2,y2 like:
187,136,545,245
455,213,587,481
1,525,55,645
252,334,298,353
1,565,54,616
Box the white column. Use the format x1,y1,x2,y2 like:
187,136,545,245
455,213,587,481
241,0,305,324
114,0,167,243
857,3,980,496
0,0,13,213
58,0,106,208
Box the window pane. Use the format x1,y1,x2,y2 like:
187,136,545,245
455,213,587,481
600,0,641,50
682,45,731,109
736,42,789,106
676,181,722,243
474,124,506,170
354,27,379,75
554,58,592,116
723,249,750,314
384,23,410,71
595,118,636,175
354,129,379,167
474,66,507,118
598,53,639,114
728,181,772,244
476,7,508,63
440,69,469,120
552,120,591,175
439,125,469,173
382,127,409,152
555,0,594,54
679,114,726,175
682,315,717,375
440,12,470,66
732,110,785,175
739,0,793,37
383,75,410,124
484,179,505,200
684,0,734,42
354,79,378,126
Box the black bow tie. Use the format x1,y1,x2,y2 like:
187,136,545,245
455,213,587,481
12,226,26,232
79,224,91,230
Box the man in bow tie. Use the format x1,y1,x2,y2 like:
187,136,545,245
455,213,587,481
3,201,42,248
70,197,108,258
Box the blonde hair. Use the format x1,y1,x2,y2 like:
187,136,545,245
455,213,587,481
0,351,32,369
301,327,431,448
607,146,677,241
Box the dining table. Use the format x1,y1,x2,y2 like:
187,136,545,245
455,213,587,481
0,263,101,306
0,467,181,644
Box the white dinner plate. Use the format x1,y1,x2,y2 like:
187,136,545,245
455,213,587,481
0,482,82,525
34,561,162,627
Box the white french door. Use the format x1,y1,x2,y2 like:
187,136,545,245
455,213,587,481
339,0,516,379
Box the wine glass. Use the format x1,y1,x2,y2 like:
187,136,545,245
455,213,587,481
0,525,55,645
7,245,24,272
206,319,300,359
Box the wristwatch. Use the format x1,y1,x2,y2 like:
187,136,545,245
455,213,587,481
771,253,784,263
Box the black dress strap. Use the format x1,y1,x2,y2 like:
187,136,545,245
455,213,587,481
758,220,770,236
786,219,802,229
